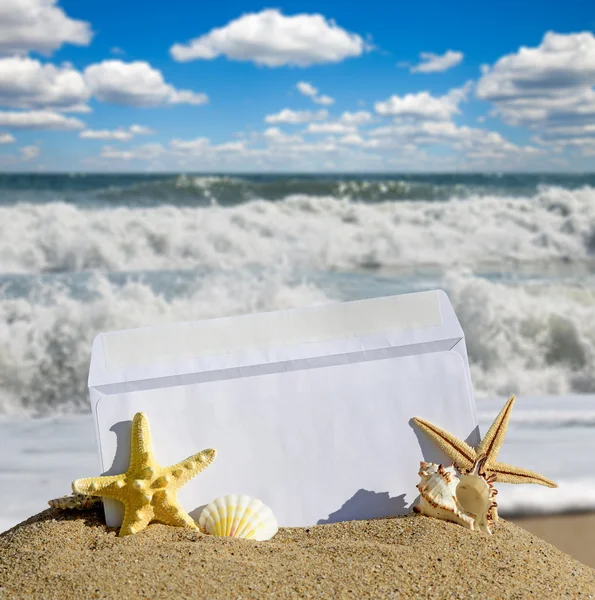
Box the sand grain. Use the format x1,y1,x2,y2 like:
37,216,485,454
0,508,594,599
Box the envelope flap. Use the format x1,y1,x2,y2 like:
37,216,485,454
89,289,463,397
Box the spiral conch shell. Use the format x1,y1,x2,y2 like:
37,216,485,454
414,458,498,534
198,494,278,541
456,455,498,535
413,462,475,530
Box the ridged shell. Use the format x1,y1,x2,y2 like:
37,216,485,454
413,462,475,530
456,456,498,535
198,494,278,541
48,494,101,510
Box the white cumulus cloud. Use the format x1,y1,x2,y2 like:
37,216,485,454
0,56,208,113
296,81,317,97
0,110,84,129
80,124,154,141
296,81,335,105
213,141,245,152
128,124,154,135
375,83,472,121
337,133,379,148
100,143,165,161
368,120,540,160
169,137,210,153
81,129,132,141
168,89,209,105
84,60,208,107
170,9,368,67
20,144,41,161
477,32,595,101
315,95,334,106
169,137,247,158
0,133,15,144
265,108,328,124
263,127,303,144
0,56,90,111
476,31,595,147
0,0,92,56
339,111,372,125
410,50,463,73
306,122,356,134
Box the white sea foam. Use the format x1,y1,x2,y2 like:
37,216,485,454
497,479,595,516
486,410,595,428
449,272,595,398
1,185,594,274
0,270,331,416
1,269,594,415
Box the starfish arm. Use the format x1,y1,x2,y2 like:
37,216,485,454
491,461,558,487
129,412,156,467
412,417,476,471
152,491,198,530
168,448,217,488
72,474,126,499
119,503,155,537
476,395,516,463
70,413,216,536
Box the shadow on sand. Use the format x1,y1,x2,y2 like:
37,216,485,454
318,489,408,525
0,506,115,537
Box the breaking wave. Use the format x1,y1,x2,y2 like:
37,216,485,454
1,185,595,275
2,172,595,207
0,269,331,416
1,270,594,415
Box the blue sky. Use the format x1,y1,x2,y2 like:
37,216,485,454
0,0,594,171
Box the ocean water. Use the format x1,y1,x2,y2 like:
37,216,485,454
1,172,594,527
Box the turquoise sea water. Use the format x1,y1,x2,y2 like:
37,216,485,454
0,173,594,415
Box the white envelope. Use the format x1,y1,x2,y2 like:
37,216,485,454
88,289,480,528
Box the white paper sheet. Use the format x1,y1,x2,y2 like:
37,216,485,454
88,289,480,527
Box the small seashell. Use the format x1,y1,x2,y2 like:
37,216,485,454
48,494,101,510
198,494,278,541
413,462,475,530
456,455,498,535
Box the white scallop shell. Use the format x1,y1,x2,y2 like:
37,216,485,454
198,494,278,541
456,456,498,535
414,462,475,530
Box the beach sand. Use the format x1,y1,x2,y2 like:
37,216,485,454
511,512,595,570
1,508,594,599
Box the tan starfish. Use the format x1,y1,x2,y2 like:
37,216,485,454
413,395,557,520
72,412,216,537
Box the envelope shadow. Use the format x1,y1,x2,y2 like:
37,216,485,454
103,420,133,475
409,418,481,466
317,489,407,525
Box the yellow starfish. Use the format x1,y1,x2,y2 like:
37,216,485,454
413,395,557,520
72,412,216,537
